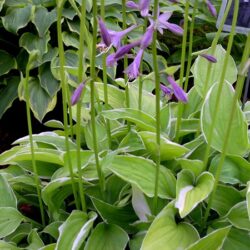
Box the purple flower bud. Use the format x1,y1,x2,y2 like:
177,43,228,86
124,49,144,80
126,1,139,9
71,82,85,106
140,24,154,49
98,18,111,47
139,0,151,17
200,54,217,63
206,0,217,17
160,84,173,96
167,76,188,103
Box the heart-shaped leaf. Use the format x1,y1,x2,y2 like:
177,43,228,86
175,170,214,218
141,202,199,250
192,45,237,97
107,155,176,199
85,223,129,250
138,131,188,161
201,81,249,156
56,211,97,250
186,226,231,250
0,207,24,238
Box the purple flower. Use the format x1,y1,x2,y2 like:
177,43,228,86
71,82,85,106
98,18,137,48
160,84,173,97
157,11,183,35
206,0,217,17
126,0,151,17
200,54,217,63
167,76,188,103
140,23,154,49
106,40,141,66
124,49,144,80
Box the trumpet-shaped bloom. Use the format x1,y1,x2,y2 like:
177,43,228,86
124,49,144,80
200,54,217,63
98,18,137,48
140,23,154,49
160,84,173,97
71,82,85,106
206,0,217,17
126,0,151,17
106,40,141,66
167,76,188,103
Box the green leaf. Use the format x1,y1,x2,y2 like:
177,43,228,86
247,182,250,220
102,108,156,132
19,77,56,122
141,202,199,250
39,62,60,97
43,221,62,240
91,197,137,233
138,131,188,161
201,81,249,156
0,240,19,250
0,50,16,76
222,227,250,250
42,177,76,220
0,174,17,208
186,226,231,250
32,6,57,37
5,223,32,244
2,5,32,33
192,45,237,97
107,155,176,199
0,76,19,119
56,211,97,250
175,170,214,218
209,155,250,185
26,229,44,250
14,132,76,151
211,184,243,216
226,201,250,231
118,130,145,152
85,223,129,250
176,158,204,177
62,32,80,48
19,32,50,57
0,207,24,238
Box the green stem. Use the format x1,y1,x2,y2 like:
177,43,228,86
152,0,161,214
24,56,46,227
202,0,241,227
202,0,234,169
183,0,198,93
101,0,112,148
91,0,105,194
122,0,130,112
57,0,80,210
174,1,189,142
138,18,147,110
75,0,87,212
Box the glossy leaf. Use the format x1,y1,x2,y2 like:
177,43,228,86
141,202,199,250
2,5,32,33
0,174,17,208
102,108,156,132
186,226,231,250
56,211,97,250
91,197,137,233
192,45,237,97
138,131,188,160
175,170,214,218
107,155,176,199
201,82,249,156
85,223,129,250
0,207,24,238
0,76,19,119
226,201,250,231
0,50,16,76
